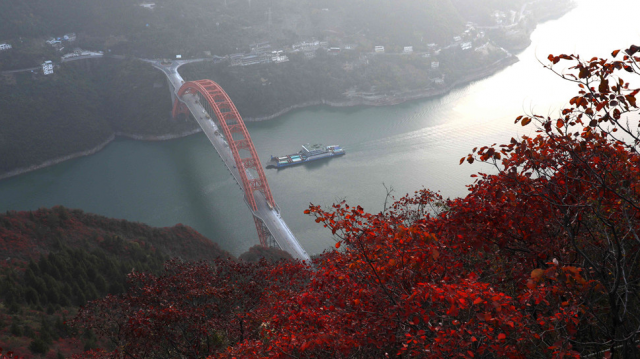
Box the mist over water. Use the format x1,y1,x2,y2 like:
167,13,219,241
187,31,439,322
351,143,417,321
1,0,639,256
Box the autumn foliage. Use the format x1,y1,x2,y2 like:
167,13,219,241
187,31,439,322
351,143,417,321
74,46,640,358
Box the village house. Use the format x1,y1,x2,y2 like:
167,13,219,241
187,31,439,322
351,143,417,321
42,61,54,75
271,50,289,63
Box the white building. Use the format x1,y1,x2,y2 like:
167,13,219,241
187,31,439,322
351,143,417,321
374,46,384,53
431,61,439,69
63,33,76,42
461,42,472,50
292,40,320,52
271,50,289,63
42,61,54,75
403,46,413,54
139,3,156,9
0,43,11,51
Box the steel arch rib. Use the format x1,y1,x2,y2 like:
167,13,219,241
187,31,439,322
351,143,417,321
175,79,276,213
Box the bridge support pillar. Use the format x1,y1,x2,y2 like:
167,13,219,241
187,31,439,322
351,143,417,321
254,216,280,249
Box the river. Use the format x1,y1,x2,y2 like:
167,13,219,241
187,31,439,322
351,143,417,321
1,0,639,256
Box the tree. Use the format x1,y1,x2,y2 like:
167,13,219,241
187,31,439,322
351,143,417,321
230,192,533,358
232,45,640,358
75,45,640,358
450,45,640,357
73,259,310,358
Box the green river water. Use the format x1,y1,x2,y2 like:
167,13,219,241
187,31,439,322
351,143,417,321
1,0,639,256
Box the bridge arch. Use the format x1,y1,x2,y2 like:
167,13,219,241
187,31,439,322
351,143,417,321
173,79,277,246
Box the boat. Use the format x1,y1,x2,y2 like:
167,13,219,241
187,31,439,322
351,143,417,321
267,144,345,168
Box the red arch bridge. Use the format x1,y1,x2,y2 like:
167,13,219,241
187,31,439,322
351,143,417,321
152,59,309,261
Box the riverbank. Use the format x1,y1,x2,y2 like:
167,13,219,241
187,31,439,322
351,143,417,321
0,1,566,180
242,55,519,122
0,51,520,181
0,55,518,180
0,134,114,181
0,128,202,181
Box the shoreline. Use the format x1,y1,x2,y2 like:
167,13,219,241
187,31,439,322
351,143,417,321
0,1,575,181
0,128,202,181
242,55,519,122
0,134,115,181
114,127,202,141
0,56,518,180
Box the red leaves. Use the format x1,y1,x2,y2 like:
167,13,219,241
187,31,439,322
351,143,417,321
548,54,573,65
0,348,19,359
579,66,591,79
599,77,609,94
75,259,312,358
626,94,637,107
624,44,640,56
75,46,640,358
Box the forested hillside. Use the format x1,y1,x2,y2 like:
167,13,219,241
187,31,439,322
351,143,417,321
0,58,197,175
181,45,506,119
0,0,471,59
0,0,573,178
0,206,235,358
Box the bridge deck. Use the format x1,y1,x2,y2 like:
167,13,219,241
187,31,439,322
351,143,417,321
151,60,310,262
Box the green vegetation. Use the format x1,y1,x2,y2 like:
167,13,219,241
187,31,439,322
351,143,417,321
0,205,233,357
0,0,572,177
238,245,293,263
182,52,351,119
181,45,509,119
0,58,197,175
0,61,112,174
0,206,231,261
0,0,468,61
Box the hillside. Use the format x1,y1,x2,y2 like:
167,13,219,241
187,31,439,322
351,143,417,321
67,45,640,359
0,0,468,60
0,206,296,358
0,58,198,177
0,206,232,262
0,206,233,358
0,0,573,179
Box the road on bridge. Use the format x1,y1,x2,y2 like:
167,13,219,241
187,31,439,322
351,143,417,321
147,59,311,262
